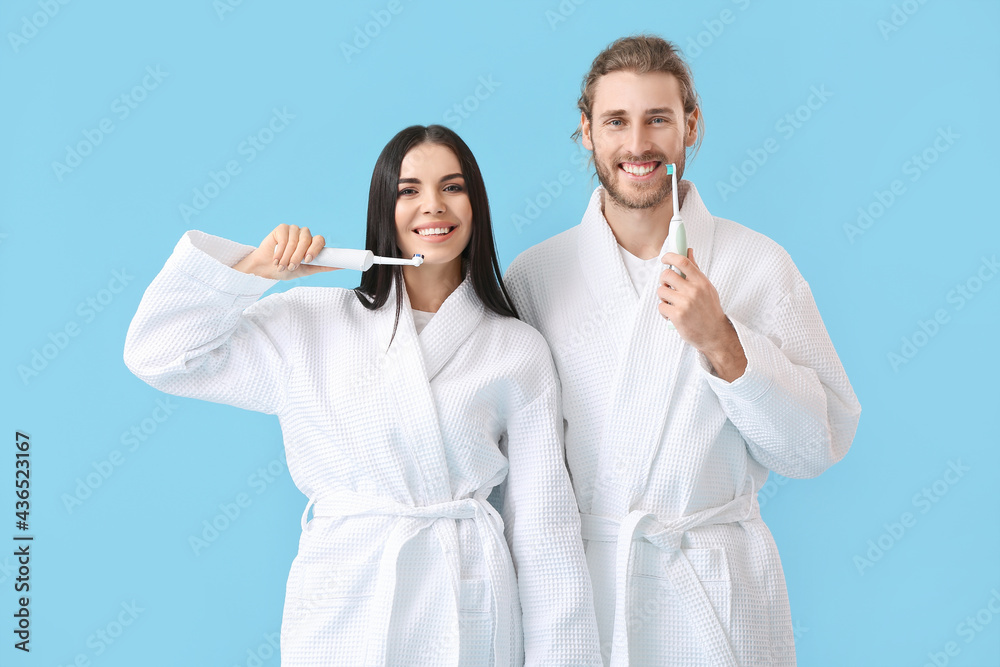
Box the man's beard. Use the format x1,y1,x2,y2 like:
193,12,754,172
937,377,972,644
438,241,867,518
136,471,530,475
594,149,684,211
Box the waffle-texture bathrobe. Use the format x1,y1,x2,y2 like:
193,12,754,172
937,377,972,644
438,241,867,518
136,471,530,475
124,230,602,667
505,183,861,666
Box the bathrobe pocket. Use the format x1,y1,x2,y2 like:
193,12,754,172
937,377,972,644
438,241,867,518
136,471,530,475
627,542,733,663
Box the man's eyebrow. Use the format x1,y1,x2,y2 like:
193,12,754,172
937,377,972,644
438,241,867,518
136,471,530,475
397,173,465,185
598,108,676,120
598,109,627,120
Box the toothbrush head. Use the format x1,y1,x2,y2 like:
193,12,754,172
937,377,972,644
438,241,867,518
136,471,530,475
412,254,424,266
666,163,675,175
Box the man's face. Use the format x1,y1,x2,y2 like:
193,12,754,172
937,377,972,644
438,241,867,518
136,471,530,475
581,71,699,211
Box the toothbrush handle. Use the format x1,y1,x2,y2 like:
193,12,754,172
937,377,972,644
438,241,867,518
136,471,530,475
304,248,375,271
666,219,688,277
665,219,687,330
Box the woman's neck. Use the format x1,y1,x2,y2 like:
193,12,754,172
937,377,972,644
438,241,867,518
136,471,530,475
402,258,464,312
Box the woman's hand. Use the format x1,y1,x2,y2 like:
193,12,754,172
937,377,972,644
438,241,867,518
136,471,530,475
233,224,338,280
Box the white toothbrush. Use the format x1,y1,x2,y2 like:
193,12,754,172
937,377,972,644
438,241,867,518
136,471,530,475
301,248,424,271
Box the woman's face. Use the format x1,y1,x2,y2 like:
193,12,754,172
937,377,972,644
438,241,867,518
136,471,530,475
394,142,473,267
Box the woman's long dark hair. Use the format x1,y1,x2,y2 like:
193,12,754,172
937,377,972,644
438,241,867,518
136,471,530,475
354,125,518,339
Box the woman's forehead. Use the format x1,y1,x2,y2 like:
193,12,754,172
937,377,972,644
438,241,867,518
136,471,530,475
399,143,462,178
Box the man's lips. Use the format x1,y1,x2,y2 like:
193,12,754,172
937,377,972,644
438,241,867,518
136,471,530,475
619,160,661,178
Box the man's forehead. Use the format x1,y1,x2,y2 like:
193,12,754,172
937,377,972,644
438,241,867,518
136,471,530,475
590,70,684,114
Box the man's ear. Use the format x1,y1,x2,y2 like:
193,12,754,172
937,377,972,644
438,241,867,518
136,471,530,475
685,106,700,148
580,112,594,151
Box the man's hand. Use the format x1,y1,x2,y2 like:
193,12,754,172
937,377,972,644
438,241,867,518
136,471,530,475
657,248,747,382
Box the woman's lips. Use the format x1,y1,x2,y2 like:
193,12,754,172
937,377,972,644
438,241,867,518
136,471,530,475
412,225,457,243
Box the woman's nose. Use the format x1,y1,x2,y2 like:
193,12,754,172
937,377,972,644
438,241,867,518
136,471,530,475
421,191,445,215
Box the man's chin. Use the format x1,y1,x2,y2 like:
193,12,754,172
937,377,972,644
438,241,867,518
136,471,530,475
604,179,671,211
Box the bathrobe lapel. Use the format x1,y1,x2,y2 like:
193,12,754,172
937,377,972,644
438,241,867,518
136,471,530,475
582,183,717,517
374,277,483,505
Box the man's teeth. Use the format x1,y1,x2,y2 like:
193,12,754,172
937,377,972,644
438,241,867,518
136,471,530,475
416,227,454,236
622,162,657,176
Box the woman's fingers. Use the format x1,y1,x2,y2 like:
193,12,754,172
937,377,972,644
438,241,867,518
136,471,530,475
271,224,289,267
304,234,325,265
234,224,334,279
277,225,301,271
287,227,313,271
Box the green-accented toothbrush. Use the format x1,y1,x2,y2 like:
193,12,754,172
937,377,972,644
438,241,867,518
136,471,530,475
664,163,687,330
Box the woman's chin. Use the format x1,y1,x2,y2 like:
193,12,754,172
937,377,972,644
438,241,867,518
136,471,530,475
402,252,463,271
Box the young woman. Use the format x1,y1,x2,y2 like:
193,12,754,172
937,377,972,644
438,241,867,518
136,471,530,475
123,125,601,666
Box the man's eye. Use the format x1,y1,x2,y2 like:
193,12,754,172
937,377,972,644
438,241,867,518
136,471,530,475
608,119,623,127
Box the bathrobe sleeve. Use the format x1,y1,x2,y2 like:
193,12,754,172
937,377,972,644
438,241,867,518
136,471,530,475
123,230,290,415
500,376,603,666
699,275,861,479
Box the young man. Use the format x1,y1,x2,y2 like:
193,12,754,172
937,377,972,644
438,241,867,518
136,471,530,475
505,36,861,666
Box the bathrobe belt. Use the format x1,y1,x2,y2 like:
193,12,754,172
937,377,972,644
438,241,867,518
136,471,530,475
303,490,516,667
581,492,760,667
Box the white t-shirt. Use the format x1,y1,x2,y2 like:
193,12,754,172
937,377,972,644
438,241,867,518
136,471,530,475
411,309,434,335
618,245,663,296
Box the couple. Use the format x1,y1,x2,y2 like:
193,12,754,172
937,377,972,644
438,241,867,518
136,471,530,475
124,35,860,666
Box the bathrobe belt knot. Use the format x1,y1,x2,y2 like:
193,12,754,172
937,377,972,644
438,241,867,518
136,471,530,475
307,489,516,667
581,492,760,667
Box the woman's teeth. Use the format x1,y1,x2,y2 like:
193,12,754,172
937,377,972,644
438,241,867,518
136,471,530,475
621,162,657,176
416,227,454,236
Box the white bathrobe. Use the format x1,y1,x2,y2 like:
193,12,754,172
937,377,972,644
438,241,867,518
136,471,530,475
504,183,861,666
123,231,602,667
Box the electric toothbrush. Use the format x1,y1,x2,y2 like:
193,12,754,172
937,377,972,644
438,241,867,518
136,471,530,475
300,248,424,271
664,163,687,329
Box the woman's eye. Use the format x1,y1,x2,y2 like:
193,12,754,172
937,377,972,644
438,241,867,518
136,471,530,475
444,184,464,193
398,188,416,196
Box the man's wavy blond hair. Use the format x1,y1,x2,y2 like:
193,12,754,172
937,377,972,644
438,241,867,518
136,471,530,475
573,35,704,158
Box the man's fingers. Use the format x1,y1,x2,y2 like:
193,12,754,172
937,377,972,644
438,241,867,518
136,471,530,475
657,284,689,306
659,267,685,289
657,300,677,322
662,251,703,283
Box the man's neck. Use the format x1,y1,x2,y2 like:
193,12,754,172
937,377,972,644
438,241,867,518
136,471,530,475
603,189,682,260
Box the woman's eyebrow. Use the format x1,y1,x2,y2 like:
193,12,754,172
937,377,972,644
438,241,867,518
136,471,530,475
398,173,465,185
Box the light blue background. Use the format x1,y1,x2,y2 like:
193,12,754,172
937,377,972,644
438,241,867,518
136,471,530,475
2,1,998,665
